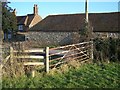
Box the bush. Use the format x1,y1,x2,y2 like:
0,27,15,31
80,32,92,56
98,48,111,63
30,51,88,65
93,38,120,62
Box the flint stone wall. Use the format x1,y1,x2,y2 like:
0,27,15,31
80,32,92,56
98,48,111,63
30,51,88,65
26,31,80,46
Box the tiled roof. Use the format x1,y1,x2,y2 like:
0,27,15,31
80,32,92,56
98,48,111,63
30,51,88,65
26,14,35,26
17,14,42,27
30,12,119,32
17,16,27,25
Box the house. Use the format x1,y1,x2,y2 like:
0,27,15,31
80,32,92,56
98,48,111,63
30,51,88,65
3,4,42,41
15,4,42,32
24,12,119,46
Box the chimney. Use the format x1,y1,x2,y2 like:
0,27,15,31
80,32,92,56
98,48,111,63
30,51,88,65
85,0,88,22
33,4,38,15
13,9,17,16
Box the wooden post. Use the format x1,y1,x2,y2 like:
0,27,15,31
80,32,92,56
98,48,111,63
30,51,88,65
32,69,35,77
91,41,93,60
45,47,49,73
10,46,14,64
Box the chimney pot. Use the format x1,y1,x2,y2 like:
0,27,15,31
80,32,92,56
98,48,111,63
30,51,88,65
34,4,38,15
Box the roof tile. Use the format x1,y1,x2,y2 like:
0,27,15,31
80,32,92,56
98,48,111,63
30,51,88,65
30,12,119,32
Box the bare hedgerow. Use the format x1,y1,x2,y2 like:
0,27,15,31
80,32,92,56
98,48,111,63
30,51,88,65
2,42,26,78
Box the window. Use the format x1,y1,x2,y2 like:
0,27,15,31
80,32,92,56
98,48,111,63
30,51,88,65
18,25,23,31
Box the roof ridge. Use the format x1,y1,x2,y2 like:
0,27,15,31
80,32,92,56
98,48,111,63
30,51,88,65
48,12,119,17
27,14,34,15
30,12,119,32
17,15,27,17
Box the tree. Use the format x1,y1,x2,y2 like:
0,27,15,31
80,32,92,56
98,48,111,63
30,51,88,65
79,19,93,42
2,2,17,40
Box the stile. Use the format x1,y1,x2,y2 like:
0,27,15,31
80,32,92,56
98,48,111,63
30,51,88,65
12,47,46,77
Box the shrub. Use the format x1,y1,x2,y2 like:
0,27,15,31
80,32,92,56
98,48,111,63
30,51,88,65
93,38,120,62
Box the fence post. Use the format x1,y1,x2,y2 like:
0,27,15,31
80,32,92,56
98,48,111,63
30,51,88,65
91,41,93,60
10,46,14,64
45,47,49,73
32,69,35,77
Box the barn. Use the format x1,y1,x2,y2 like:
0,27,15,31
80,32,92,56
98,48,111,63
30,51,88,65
24,12,119,46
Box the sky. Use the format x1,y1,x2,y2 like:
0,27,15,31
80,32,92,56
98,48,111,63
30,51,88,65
8,2,119,19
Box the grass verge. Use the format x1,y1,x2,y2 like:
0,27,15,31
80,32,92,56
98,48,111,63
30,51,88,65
2,62,120,88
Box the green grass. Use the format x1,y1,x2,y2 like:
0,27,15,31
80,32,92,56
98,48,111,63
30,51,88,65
2,62,120,88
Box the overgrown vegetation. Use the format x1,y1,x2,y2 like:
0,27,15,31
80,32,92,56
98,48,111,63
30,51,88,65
94,38,120,62
2,61,119,88
79,20,93,42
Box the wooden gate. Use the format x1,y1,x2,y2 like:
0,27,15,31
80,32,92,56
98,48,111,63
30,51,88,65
49,41,93,68
2,41,93,76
